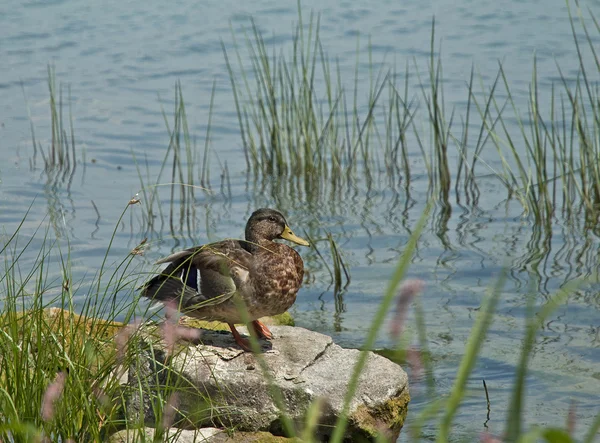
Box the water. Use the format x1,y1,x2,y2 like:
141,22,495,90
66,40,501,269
1,0,599,440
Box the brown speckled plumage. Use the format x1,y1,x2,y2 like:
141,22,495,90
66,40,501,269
140,208,309,351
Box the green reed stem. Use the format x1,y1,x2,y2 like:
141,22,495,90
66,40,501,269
505,276,589,441
437,269,506,442
329,200,432,443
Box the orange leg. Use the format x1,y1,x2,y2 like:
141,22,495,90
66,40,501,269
251,320,273,340
228,323,251,352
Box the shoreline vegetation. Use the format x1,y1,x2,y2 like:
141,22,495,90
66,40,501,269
2,0,600,441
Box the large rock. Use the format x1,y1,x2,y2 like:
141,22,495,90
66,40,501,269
125,325,409,441
108,427,297,442
109,427,222,443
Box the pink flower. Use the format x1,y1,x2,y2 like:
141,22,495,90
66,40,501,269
406,346,424,380
41,371,67,421
390,279,424,339
480,431,504,442
114,321,142,365
162,392,180,429
161,301,201,356
567,400,576,436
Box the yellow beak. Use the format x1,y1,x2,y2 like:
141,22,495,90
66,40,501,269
280,225,310,246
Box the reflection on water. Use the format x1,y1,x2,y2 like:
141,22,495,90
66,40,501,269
1,0,600,440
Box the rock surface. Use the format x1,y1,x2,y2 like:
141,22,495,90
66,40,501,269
109,427,297,442
109,427,222,443
125,325,409,441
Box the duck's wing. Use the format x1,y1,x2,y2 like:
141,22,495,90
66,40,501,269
140,240,253,312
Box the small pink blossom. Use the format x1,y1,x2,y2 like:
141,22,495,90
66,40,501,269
161,301,201,356
406,346,424,380
114,320,142,364
92,385,110,410
390,279,424,339
480,431,504,443
113,320,143,382
567,400,576,435
41,371,67,421
162,392,180,430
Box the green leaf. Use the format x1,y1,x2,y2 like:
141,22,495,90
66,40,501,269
541,428,574,443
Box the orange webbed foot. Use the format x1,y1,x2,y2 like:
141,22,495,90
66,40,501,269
228,323,252,352
251,320,273,340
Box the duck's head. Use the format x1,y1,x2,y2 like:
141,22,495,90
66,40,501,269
246,208,309,246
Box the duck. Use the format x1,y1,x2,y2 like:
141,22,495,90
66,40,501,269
140,208,309,351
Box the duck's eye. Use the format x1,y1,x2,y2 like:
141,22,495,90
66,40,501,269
267,216,277,223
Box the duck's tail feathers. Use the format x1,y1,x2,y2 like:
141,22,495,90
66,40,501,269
140,275,198,306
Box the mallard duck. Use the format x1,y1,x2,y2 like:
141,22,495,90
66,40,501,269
140,208,309,351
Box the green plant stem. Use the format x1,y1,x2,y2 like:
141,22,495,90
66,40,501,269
329,200,432,443
437,269,506,442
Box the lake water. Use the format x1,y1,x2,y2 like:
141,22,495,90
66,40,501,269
1,0,599,440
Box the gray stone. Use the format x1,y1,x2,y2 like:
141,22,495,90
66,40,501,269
108,427,301,442
108,427,222,442
125,326,409,441
124,342,170,426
